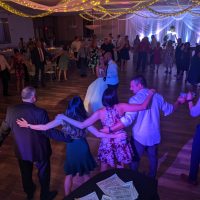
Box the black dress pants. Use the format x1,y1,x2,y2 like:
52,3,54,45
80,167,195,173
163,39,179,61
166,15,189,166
136,52,147,72
18,159,50,200
0,69,9,96
35,65,45,86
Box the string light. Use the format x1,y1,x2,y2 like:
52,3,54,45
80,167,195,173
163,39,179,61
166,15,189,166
0,0,200,19
0,1,52,18
93,0,160,15
147,3,199,17
8,0,108,12
80,11,120,20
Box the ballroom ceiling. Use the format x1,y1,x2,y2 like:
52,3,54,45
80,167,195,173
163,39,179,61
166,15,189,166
0,0,199,18
1,0,196,9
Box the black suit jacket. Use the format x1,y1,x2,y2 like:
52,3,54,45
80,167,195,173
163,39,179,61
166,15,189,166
31,47,46,69
4,102,52,162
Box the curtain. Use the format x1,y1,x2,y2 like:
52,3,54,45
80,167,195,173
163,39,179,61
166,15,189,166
125,12,200,46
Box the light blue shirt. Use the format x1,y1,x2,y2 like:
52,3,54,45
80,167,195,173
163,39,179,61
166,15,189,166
105,60,119,85
120,89,174,146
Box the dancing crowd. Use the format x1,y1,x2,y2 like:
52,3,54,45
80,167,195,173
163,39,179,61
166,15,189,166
0,33,200,200
1,34,200,96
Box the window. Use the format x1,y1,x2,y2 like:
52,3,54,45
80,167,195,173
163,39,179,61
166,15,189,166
0,18,11,44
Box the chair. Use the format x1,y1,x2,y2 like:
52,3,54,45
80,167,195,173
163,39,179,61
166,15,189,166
45,61,56,81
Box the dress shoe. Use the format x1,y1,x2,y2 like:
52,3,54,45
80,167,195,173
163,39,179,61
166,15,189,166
26,183,36,200
41,190,58,200
180,173,198,186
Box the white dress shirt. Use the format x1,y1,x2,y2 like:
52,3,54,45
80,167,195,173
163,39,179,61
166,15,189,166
120,88,173,146
105,60,119,85
38,48,44,62
0,54,11,71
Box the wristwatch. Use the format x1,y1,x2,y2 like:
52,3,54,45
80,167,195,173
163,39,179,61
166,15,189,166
109,127,113,133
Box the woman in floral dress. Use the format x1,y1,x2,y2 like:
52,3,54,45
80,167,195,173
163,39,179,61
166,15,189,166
97,101,133,169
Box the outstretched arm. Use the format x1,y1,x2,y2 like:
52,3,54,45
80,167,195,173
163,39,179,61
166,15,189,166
119,89,155,113
16,118,62,131
173,96,186,111
55,111,100,129
87,126,126,139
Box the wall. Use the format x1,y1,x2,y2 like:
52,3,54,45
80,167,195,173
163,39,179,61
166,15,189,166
0,11,34,49
94,19,126,39
0,11,126,49
56,15,83,43
32,15,84,45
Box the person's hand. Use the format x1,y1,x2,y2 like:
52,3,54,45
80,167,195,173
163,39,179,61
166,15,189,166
16,118,29,128
177,96,186,104
116,132,127,139
100,127,109,133
186,92,194,101
55,114,64,120
148,89,156,95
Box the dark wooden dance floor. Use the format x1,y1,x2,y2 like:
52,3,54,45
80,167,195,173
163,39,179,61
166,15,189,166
0,61,199,200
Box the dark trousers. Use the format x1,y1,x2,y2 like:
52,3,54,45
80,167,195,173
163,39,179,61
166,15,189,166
79,58,87,76
107,83,119,90
18,159,51,200
189,124,200,181
23,64,30,82
117,51,121,63
136,52,147,72
150,53,154,66
176,60,181,75
35,66,45,86
0,69,9,96
130,139,158,178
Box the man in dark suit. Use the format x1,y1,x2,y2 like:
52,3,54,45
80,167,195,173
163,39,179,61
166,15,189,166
0,86,57,200
31,41,46,87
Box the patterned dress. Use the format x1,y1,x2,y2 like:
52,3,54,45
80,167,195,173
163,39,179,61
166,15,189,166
98,106,133,167
163,46,174,68
88,47,99,69
14,58,24,80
